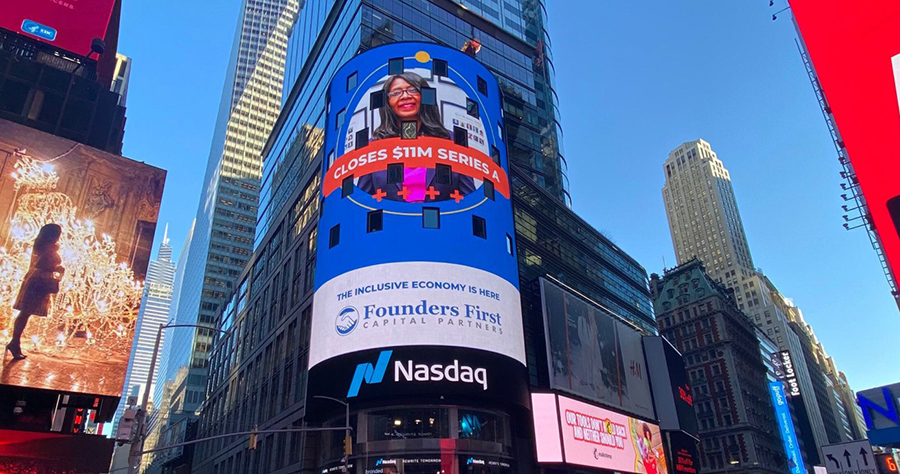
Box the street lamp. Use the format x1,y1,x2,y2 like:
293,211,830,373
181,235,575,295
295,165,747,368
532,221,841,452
127,323,232,474
312,396,351,473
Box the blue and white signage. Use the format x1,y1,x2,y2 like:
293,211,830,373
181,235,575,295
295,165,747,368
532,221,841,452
770,381,806,474
307,42,526,408
309,42,523,368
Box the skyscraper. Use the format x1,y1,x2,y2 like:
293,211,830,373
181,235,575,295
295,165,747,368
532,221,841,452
144,0,299,470
662,139,755,286
111,53,132,106
661,138,864,463
112,225,176,433
191,1,658,473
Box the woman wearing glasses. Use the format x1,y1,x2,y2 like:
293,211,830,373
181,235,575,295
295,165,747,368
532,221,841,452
361,72,475,202
372,72,450,140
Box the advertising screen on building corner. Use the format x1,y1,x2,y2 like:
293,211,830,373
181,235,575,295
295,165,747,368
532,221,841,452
308,42,526,407
0,0,117,56
788,0,900,286
531,393,668,474
0,119,165,397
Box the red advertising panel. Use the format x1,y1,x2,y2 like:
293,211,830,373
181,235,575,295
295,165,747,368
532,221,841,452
532,393,668,474
0,0,116,56
788,0,900,287
0,429,115,474
0,119,165,397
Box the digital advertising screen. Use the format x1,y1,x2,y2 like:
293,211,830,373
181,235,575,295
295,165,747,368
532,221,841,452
644,336,698,437
0,119,165,397
541,278,655,420
0,429,115,474
789,0,900,289
531,393,668,474
664,431,699,474
769,381,806,474
0,0,117,57
308,42,525,407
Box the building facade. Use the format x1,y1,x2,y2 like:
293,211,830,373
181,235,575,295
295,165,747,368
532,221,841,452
651,260,787,474
111,53,132,106
112,226,177,433
144,0,300,471
660,138,866,460
192,1,658,473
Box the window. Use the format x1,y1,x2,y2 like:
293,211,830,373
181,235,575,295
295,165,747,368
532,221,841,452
388,58,404,75
421,87,436,106
355,128,368,149
506,234,513,255
435,164,451,185
473,216,486,239
367,210,383,233
346,72,357,91
433,59,448,76
466,98,479,118
490,146,500,165
370,90,384,109
387,163,403,184
336,109,345,130
341,176,354,198
477,76,488,95
453,126,468,147
484,180,495,200
329,224,340,248
423,207,440,229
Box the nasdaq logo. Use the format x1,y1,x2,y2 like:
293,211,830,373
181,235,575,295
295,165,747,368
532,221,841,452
347,350,392,397
21,20,57,42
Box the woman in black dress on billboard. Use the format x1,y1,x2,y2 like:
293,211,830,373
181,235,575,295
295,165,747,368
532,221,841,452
6,224,65,360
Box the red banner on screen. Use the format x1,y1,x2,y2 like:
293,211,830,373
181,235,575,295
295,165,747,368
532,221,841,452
789,0,900,287
0,0,116,56
324,137,511,199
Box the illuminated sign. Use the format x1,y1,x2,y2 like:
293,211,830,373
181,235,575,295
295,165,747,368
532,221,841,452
347,350,488,397
780,350,801,397
665,431,700,474
308,43,525,407
857,382,900,446
788,0,900,288
644,335,698,437
769,381,806,474
0,119,165,397
0,0,117,56
311,346,527,407
531,393,669,474
542,278,655,420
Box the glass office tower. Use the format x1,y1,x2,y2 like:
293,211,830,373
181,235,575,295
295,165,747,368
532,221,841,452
143,0,299,471
194,1,656,473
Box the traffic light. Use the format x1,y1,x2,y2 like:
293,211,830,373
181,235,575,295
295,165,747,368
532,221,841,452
343,433,352,456
876,453,899,474
249,428,258,450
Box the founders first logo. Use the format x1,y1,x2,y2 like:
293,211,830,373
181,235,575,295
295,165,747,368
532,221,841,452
335,306,359,335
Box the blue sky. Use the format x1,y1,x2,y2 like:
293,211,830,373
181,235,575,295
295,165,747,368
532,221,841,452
118,0,898,391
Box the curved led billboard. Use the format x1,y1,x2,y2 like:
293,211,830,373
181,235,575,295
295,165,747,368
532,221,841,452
308,43,525,406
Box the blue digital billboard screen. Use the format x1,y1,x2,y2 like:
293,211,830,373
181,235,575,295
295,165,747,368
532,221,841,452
308,42,525,407
769,381,806,474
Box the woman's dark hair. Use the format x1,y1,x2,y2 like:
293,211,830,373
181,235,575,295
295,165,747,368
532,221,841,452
372,72,450,140
642,422,653,440
33,223,62,251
